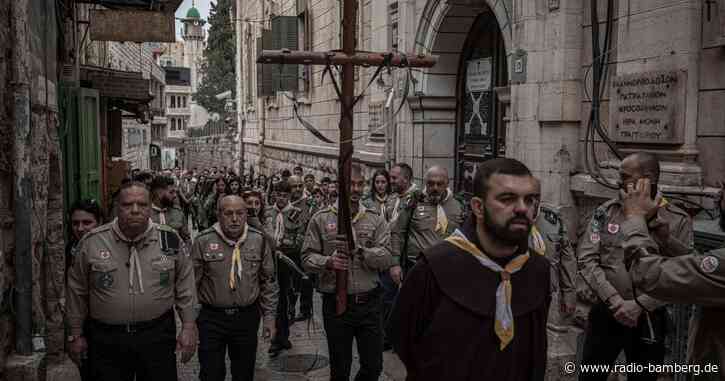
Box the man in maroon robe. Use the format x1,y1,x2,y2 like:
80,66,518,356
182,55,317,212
389,158,551,381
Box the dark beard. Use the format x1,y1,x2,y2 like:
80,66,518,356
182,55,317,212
160,198,174,208
483,207,531,247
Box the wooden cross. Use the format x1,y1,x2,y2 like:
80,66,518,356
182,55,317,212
258,0,436,314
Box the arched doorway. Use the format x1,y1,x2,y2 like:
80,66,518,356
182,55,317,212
455,11,508,194
408,0,511,193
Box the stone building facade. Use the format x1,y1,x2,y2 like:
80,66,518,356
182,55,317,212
237,0,723,220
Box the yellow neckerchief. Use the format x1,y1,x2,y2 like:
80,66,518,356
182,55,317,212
445,229,530,351
422,188,453,234
212,222,249,290
152,204,167,225
529,226,546,256
390,184,417,224
273,203,290,246
375,193,388,216
112,218,154,295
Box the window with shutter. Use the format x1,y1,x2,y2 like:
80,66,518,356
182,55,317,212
271,16,300,92
256,33,275,96
78,88,102,202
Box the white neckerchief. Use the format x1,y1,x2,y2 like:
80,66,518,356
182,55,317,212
390,184,418,225
112,218,154,295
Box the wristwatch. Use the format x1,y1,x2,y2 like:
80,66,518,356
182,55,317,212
67,335,78,343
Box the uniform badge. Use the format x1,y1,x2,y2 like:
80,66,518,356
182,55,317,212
417,206,425,212
99,250,111,260
159,271,170,287
590,233,601,243
700,256,719,274
327,222,337,232
607,223,620,234
97,272,114,289
208,243,220,251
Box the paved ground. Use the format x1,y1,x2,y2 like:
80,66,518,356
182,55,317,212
48,293,407,381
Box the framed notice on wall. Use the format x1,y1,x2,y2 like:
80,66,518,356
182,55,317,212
466,58,492,92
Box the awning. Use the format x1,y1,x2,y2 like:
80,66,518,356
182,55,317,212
81,65,152,119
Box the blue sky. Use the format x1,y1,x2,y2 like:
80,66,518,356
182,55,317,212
175,0,212,40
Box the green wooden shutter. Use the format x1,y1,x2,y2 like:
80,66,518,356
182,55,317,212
272,16,299,92
59,84,80,218
78,88,102,201
257,33,275,96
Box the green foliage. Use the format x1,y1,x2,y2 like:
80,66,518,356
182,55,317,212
194,0,236,115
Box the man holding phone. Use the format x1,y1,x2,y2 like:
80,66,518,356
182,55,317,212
577,152,693,381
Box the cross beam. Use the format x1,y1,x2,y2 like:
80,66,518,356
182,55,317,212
257,0,436,315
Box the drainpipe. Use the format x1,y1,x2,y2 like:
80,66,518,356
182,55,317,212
11,0,33,355
235,0,245,174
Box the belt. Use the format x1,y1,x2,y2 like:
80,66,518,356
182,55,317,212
324,287,381,305
202,303,256,316
89,309,173,334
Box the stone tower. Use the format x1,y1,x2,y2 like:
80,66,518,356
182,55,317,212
181,2,205,94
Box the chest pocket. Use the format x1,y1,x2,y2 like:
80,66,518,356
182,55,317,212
412,205,435,231
356,226,375,249
151,256,176,287
242,248,262,275
91,262,118,290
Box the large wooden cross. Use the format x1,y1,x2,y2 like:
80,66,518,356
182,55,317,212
258,0,436,314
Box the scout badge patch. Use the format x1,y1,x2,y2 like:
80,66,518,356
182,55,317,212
607,223,620,234
590,232,601,243
99,250,111,260
208,243,220,251
700,256,719,274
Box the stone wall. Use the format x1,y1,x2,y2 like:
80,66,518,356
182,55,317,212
1,0,66,375
185,134,239,172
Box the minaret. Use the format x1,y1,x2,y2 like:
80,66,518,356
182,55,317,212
181,1,205,94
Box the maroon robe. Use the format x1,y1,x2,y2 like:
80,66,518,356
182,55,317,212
389,227,551,381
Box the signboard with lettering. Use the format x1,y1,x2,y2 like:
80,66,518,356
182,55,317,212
610,70,686,145
466,58,492,92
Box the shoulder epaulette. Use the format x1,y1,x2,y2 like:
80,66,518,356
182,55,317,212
247,225,263,236
78,223,113,245
196,227,217,238
663,200,690,219
156,223,176,233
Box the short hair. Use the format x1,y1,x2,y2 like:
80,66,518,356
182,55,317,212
134,171,153,183
281,169,292,177
628,152,661,180
217,194,245,212
321,177,331,184
393,163,413,181
149,176,174,192
70,198,104,223
351,163,364,178
370,169,391,194
473,158,533,198
272,179,292,194
304,174,315,181
118,181,151,201
294,166,303,172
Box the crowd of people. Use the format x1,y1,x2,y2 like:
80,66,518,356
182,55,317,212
62,154,725,381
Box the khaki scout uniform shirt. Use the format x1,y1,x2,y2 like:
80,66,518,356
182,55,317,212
577,197,693,311
263,200,309,253
363,194,398,223
66,220,197,336
391,189,464,265
622,216,725,371
301,204,394,294
152,204,190,242
191,223,278,323
536,204,577,310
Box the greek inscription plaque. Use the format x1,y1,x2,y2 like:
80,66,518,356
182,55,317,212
610,70,686,145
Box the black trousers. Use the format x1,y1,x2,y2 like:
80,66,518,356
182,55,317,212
86,310,177,381
290,254,313,317
322,290,383,381
379,271,397,346
197,304,261,381
580,303,667,381
273,260,292,344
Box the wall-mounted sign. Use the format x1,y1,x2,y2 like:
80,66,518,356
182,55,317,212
609,70,686,145
466,58,492,92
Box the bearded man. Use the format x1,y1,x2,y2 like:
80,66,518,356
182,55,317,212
389,158,550,381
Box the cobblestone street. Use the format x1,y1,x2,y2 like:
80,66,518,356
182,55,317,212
48,294,407,381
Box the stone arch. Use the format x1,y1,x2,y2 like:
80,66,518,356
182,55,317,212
402,0,512,184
